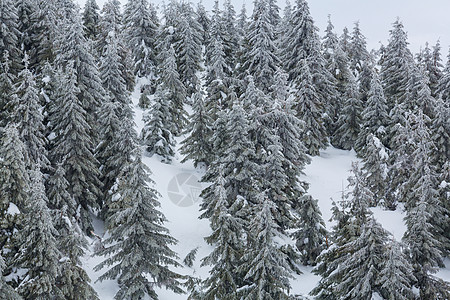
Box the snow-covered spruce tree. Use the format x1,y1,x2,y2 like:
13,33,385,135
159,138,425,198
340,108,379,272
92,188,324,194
385,111,415,207
95,149,183,299
54,5,105,144
400,111,436,209
15,0,37,53
12,54,49,170
377,240,416,300
200,170,245,300
311,168,380,300
82,0,100,40
236,4,248,45
54,209,98,300
0,254,21,299
123,0,158,78
261,132,298,230
26,0,59,70
324,42,352,130
348,21,370,76
361,134,390,209
355,72,389,154
292,59,328,156
196,1,210,47
180,89,214,167
268,68,310,191
221,0,240,75
0,124,29,213
48,64,102,232
200,99,257,220
0,0,21,73
98,0,135,92
0,52,16,129
95,98,122,200
238,191,293,300
332,74,362,150
174,2,202,96
407,65,437,120
418,41,443,98
439,161,450,257
13,168,62,299
204,2,230,116
98,0,122,51
403,179,447,298
293,194,327,266
322,15,339,63
241,0,280,93
99,31,132,119
437,47,450,101
0,124,28,258
431,97,450,169
339,27,351,55
332,216,390,300
141,85,176,163
281,0,336,116
156,43,188,136
380,19,414,109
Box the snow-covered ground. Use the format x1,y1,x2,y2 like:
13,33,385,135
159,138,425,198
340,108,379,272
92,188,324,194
82,84,450,299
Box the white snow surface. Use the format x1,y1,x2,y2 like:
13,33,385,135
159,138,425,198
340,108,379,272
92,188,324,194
82,81,450,299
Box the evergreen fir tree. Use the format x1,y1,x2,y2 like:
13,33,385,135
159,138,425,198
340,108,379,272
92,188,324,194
292,59,328,156
174,2,203,96
332,74,362,150
48,65,102,232
0,124,28,257
82,0,100,40
123,0,159,78
0,0,21,73
180,89,214,167
377,240,416,300
0,124,29,213
141,85,176,163
348,21,370,76
361,134,390,208
356,72,389,154
55,6,106,144
201,170,244,300
221,0,240,75
13,54,49,170
156,44,188,136
54,209,98,300
420,40,443,98
98,0,135,92
380,19,414,108
239,191,293,300
0,52,16,128
332,217,390,300
99,31,132,119
15,0,37,53
437,47,450,101
95,150,183,299
200,99,258,220
431,97,450,169
282,0,336,115
0,254,21,299
241,0,280,93
196,1,210,47
293,194,327,266
13,169,62,299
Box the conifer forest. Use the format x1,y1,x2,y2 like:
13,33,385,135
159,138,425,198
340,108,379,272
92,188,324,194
0,0,449,299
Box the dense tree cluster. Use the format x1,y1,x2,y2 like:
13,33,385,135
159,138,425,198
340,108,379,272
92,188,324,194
0,0,448,298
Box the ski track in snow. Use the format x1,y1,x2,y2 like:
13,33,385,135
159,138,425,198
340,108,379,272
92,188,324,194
82,81,449,299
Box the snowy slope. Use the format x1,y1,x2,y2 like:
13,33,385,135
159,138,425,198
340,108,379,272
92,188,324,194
82,82,449,299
